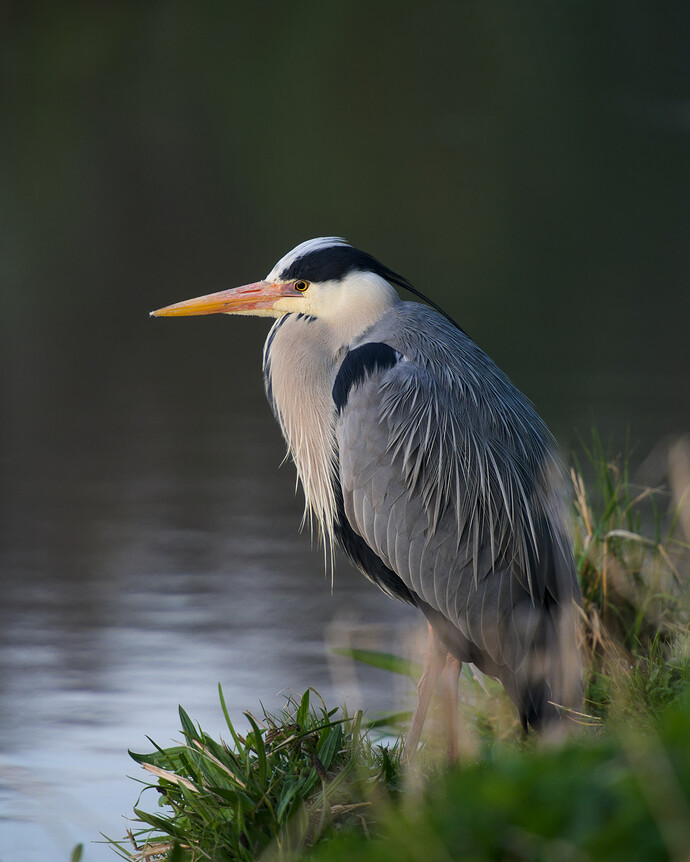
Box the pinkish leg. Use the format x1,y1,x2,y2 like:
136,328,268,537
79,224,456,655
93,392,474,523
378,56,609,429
405,623,446,760
442,656,462,762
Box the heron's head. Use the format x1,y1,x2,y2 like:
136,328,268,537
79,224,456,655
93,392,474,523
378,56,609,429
150,238,405,325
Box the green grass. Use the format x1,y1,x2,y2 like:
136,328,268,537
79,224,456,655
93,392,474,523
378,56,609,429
110,436,690,861
572,434,689,723
109,685,690,862
107,688,402,861
309,691,690,862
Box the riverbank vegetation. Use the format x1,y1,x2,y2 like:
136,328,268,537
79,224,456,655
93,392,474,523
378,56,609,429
108,437,690,861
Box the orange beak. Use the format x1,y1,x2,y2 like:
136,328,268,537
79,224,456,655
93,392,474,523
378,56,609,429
150,281,295,317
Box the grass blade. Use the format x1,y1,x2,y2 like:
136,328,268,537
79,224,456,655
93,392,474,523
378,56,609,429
296,689,310,727
245,712,270,788
332,647,422,680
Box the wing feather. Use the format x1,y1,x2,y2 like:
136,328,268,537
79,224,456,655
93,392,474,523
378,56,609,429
334,303,580,716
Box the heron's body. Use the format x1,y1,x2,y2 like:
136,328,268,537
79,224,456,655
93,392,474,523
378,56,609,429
152,237,582,734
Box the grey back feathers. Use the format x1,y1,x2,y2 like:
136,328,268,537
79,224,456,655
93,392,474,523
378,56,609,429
262,239,581,729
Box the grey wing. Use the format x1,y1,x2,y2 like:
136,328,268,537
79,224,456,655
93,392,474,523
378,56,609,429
336,345,579,694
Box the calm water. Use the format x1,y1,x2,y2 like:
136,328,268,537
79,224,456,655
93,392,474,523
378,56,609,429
0,381,421,859
1,6,689,860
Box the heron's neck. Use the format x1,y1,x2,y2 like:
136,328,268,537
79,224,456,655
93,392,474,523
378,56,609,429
262,314,343,546
262,282,400,545
315,273,400,348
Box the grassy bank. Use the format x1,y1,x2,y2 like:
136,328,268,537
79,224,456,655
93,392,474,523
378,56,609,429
109,438,690,861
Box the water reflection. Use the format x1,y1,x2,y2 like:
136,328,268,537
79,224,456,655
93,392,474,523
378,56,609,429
0,387,419,859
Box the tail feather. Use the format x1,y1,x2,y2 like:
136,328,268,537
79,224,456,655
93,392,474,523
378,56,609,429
513,596,583,731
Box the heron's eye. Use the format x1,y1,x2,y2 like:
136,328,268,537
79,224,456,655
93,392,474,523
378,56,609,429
294,280,309,292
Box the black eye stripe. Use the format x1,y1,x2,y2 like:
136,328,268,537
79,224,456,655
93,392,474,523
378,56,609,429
280,244,461,330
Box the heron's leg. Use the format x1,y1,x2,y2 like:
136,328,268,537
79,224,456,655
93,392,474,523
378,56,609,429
442,656,462,762
405,623,446,759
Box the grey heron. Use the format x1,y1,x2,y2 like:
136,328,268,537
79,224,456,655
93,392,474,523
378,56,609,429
151,237,582,751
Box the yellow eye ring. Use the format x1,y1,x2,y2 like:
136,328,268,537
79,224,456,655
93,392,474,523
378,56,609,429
294,280,309,292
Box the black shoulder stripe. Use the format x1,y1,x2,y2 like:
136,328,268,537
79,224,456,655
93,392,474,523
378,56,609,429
332,342,400,413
